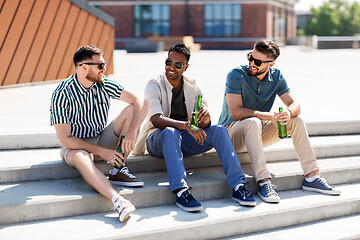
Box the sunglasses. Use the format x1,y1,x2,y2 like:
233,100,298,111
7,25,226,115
247,53,273,67
79,62,107,70
165,58,185,69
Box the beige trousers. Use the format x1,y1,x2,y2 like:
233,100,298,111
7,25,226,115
226,117,319,182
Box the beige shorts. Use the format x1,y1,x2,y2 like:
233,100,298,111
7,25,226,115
60,121,119,166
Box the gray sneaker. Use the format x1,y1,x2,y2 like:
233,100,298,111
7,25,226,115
302,177,341,195
258,182,280,203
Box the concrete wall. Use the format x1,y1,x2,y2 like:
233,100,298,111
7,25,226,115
0,0,115,86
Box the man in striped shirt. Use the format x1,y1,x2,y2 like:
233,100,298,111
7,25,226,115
50,46,148,222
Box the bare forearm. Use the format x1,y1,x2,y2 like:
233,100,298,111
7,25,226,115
151,114,187,130
232,107,272,121
127,98,149,136
286,103,300,118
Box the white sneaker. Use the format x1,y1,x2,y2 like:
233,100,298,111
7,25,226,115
113,198,136,222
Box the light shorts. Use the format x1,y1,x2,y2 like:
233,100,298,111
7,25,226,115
60,121,119,166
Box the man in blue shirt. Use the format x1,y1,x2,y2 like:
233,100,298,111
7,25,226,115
218,40,340,203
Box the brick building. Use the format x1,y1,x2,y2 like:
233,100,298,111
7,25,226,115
87,0,298,49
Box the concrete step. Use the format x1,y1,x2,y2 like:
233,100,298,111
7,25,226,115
1,156,360,225
1,134,360,184
1,120,360,150
221,214,360,240
1,182,359,240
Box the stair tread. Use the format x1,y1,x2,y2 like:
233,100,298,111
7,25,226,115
1,156,359,206
222,214,360,240
0,182,359,240
1,134,359,170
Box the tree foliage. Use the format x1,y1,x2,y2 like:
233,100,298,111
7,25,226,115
305,0,360,36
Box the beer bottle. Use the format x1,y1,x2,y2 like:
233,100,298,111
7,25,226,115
115,135,125,168
278,107,288,139
191,95,202,127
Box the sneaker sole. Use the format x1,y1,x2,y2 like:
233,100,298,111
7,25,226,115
257,192,280,203
176,202,203,212
232,197,256,207
119,206,136,222
110,180,144,187
302,186,341,195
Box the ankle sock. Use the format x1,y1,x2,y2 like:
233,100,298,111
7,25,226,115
176,188,188,198
234,183,244,192
259,180,271,187
305,175,319,182
112,195,125,204
109,165,125,175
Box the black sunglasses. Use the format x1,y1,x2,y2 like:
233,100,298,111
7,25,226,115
165,58,185,69
79,62,107,70
247,53,273,67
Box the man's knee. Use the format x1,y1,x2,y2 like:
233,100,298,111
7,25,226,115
67,150,94,169
233,117,262,134
288,116,308,134
290,116,306,129
162,127,181,139
211,125,228,136
121,104,134,120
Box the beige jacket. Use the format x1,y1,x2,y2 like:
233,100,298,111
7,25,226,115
133,73,207,155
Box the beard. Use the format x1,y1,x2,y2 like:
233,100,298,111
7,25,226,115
85,69,104,83
247,67,267,77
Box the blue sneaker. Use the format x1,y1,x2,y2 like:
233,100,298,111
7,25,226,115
258,182,280,203
176,190,203,212
232,185,256,207
302,177,341,195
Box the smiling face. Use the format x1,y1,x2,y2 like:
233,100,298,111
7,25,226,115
247,49,274,80
165,50,189,84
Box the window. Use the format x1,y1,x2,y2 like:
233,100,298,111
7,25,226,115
277,17,286,36
204,4,242,37
134,5,169,37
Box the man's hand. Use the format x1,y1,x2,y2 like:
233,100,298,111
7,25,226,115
197,107,211,126
273,109,291,125
99,148,125,167
120,133,136,154
185,122,207,145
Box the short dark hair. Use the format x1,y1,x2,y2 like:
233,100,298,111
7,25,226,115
168,43,191,63
254,40,280,60
73,45,103,66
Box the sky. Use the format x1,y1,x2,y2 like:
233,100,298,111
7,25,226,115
295,0,360,11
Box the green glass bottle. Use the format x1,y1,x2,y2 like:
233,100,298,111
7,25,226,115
191,95,202,127
115,135,125,168
278,107,287,139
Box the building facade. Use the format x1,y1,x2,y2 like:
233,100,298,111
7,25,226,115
88,0,298,49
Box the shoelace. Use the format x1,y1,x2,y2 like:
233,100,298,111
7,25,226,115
317,177,331,188
113,198,124,213
264,183,278,197
181,190,195,203
120,167,136,179
238,185,252,197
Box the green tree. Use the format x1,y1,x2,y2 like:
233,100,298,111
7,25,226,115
305,0,360,36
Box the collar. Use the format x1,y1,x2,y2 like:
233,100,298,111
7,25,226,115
73,74,99,94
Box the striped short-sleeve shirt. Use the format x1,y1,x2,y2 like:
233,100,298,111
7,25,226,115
50,74,123,138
